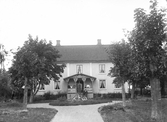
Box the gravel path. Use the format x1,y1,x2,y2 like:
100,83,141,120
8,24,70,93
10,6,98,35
28,101,120,122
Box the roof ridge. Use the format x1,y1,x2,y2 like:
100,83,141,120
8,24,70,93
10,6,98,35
55,44,110,47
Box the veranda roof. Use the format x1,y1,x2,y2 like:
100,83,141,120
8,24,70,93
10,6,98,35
64,73,96,82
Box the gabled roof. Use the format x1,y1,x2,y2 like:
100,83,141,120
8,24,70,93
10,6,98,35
56,45,110,63
64,73,96,81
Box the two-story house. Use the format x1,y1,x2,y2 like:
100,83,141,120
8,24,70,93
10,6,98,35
37,39,128,99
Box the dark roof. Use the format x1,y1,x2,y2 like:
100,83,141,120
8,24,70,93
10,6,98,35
56,45,110,63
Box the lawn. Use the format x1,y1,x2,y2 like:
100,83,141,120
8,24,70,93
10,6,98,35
98,99,167,122
0,101,57,122
49,98,113,106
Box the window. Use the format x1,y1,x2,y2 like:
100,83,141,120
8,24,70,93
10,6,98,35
76,65,83,74
99,80,106,89
39,84,45,90
99,64,105,73
55,81,60,90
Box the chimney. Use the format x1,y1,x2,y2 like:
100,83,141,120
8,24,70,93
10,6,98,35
56,40,60,46
97,39,101,45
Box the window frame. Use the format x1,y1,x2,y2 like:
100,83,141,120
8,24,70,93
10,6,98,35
76,65,83,74
54,81,60,90
99,64,105,73
99,79,106,89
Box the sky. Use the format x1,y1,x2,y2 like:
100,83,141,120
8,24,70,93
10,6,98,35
0,0,167,68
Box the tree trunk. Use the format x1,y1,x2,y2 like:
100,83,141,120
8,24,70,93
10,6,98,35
122,80,126,107
140,87,143,96
29,89,34,103
23,77,28,110
150,78,162,121
29,83,34,103
131,82,135,99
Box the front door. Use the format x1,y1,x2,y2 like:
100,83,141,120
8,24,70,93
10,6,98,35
76,79,84,94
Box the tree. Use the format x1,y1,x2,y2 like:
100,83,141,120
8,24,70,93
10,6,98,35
108,40,132,107
0,71,12,100
130,0,167,120
9,35,65,109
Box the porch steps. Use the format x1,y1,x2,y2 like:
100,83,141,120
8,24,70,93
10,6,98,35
71,93,87,101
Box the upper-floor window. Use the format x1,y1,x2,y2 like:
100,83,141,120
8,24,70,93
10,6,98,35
55,81,60,90
99,79,106,89
76,65,83,74
99,64,105,73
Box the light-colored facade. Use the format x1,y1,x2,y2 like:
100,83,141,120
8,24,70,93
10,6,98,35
37,40,128,99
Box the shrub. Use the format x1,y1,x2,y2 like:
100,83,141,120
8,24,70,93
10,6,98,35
33,95,44,102
57,96,66,101
43,92,53,100
94,93,129,99
42,92,67,101
55,92,67,99
0,73,12,100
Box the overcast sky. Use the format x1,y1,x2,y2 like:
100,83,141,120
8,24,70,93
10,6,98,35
0,0,166,51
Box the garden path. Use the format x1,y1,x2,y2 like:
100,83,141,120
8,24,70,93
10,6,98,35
28,101,121,122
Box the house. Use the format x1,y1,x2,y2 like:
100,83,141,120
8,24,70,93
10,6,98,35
37,39,128,99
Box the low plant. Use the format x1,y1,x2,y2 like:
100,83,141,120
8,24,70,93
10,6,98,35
94,93,129,99
43,92,54,100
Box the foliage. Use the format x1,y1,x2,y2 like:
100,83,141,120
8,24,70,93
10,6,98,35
108,42,132,80
43,92,53,100
93,93,129,99
9,35,65,99
34,92,67,101
99,99,167,122
130,0,167,79
0,106,57,122
108,41,132,106
49,99,112,106
129,0,167,120
0,72,12,100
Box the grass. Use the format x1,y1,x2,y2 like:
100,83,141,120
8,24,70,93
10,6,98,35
98,98,167,122
49,98,113,106
0,101,57,122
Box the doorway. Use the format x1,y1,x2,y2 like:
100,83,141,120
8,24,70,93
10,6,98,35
76,78,84,94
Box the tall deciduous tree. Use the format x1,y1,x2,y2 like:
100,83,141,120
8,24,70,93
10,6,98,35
9,35,65,109
108,41,132,107
0,71,11,100
130,0,167,120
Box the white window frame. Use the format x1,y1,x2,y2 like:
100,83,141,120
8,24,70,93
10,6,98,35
99,79,106,89
76,65,83,74
99,64,105,73
54,81,60,90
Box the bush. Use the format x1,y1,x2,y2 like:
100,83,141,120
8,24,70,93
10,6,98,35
43,92,54,100
94,93,129,99
57,96,67,101
0,73,12,100
42,92,67,101
0,100,23,108
55,92,67,99
33,95,44,102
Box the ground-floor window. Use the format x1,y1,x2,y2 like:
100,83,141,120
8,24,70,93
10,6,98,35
85,79,92,88
55,81,60,90
99,79,106,89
